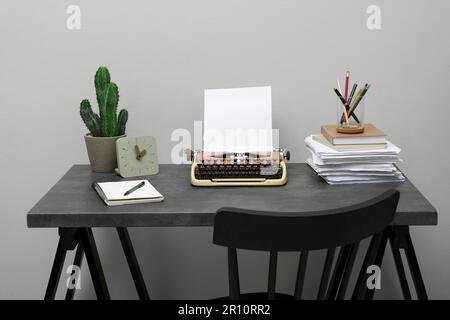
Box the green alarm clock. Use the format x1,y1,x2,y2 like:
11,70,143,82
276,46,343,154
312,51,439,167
116,136,159,178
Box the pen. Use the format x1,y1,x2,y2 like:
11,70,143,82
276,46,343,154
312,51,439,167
347,83,358,106
347,88,363,118
124,181,145,196
334,87,346,105
333,88,348,124
344,71,350,102
347,84,371,118
339,83,358,123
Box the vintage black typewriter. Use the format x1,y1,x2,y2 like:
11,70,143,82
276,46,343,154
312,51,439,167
189,150,289,186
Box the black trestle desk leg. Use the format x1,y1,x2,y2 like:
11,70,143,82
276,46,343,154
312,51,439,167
117,227,150,300
65,242,84,300
390,226,428,300
80,228,110,300
389,229,412,300
44,237,68,300
404,232,428,300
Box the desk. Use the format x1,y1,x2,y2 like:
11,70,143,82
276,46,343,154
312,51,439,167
28,164,437,299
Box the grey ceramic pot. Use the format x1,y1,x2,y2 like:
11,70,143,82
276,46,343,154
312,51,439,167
84,133,126,173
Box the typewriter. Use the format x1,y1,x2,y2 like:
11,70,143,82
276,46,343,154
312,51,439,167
189,149,289,186
190,86,289,187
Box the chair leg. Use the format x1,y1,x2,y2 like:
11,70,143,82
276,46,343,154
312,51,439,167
317,248,336,300
117,227,150,300
363,229,389,300
326,245,351,300
337,242,359,300
228,248,240,300
352,229,389,300
65,242,84,300
44,237,68,300
294,251,309,300
267,251,278,300
80,228,110,300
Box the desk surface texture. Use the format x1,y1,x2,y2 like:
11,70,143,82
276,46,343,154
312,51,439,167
27,164,437,227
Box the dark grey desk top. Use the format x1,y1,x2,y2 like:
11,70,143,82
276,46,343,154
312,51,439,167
27,164,437,228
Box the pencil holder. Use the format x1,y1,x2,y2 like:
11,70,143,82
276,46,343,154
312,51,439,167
336,94,365,134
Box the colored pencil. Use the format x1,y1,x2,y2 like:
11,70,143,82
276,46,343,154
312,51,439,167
344,71,350,102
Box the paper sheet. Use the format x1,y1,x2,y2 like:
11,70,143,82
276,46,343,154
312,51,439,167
309,151,401,165
203,86,273,153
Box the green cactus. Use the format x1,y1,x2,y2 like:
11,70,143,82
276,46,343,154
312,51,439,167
79,66,128,137
117,109,128,135
95,66,110,111
80,99,101,136
103,83,119,136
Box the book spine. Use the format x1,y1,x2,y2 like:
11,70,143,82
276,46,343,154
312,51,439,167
320,127,335,145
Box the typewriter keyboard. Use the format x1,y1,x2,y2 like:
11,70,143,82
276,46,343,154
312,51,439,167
194,163,283,180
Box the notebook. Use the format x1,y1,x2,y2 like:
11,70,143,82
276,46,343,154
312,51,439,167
311,134,386,151
321,123,386,145
93,180,164,206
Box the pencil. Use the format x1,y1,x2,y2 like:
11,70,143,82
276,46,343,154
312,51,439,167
344,71,350,102
336,78,343,96
342,102,349,125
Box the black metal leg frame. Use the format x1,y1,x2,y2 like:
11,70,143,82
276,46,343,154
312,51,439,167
44,227,150,300
353,226,428,300
45,226,427,300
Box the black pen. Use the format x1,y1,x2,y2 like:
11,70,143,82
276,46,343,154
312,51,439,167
346,83,358,106
334,87,347,106
334,88,360,123
124,181,145,196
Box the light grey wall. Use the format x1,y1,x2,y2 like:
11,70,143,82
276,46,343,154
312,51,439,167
0,0,449,299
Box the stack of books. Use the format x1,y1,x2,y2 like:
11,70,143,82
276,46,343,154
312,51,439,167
305,124,405,185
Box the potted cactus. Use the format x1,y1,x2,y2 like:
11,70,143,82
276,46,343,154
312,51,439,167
80,66,128,172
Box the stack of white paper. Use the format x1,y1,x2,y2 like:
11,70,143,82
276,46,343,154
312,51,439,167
304,135,405,185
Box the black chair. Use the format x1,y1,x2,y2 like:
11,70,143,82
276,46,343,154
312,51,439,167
213,189,400,300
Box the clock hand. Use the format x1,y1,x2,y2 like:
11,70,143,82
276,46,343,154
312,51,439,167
135,145,142,160
139,149,147,158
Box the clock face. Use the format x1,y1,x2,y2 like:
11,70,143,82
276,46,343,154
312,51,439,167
116,136,159,177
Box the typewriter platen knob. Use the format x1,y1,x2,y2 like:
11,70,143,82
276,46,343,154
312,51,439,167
184,149,194,162
283,149,290,161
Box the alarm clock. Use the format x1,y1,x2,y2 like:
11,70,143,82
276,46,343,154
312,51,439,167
116,136,159,177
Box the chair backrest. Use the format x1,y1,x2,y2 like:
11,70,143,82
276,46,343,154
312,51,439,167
213,189,400,300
